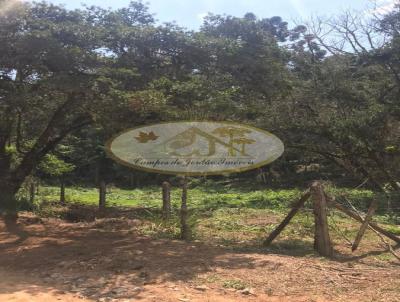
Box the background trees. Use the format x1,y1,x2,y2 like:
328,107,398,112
285,6,400,200
0,0,399,215
0,1,129,216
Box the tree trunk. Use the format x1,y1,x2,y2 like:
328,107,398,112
0,181,19,227
36,179,40,195
99,180,106,211
130,173,135,188
162,181,171,220
29,180,35,204
180,177,190,240
60,179,66,205
0,94,91,221
94,164,99,186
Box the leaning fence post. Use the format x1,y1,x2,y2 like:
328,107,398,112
351,200,378,251
263,189,311,246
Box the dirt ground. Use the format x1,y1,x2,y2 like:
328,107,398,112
1,212,399,302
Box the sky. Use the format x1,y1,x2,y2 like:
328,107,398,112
39,0,398,29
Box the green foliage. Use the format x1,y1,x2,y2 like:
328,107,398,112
38,154,75,177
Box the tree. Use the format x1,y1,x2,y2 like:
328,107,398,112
277,7,400,200
38,154,75,204
0,1,149,220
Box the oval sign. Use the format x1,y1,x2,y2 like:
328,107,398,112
106,121,284,176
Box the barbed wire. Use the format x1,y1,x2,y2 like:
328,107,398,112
328,207,354,246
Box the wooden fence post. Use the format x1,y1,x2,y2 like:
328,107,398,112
352,200,378,251
99,180,106,212
263,190,311,246
180,177,190,240
60,178,66,205
329,199,400,244
162,181,171,220
311,182,333,257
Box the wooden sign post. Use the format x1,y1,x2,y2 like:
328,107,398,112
162,181,171,220
106,121,285,240
180,176,189,240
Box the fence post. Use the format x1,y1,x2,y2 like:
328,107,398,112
180,176,190,240
162,181,171,220
310,182,333,257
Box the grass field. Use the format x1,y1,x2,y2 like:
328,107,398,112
36,182,380,211
28,183,400,258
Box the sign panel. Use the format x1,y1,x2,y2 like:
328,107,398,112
106,121,284,176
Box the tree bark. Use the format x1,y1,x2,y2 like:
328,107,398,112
0,180,19,226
